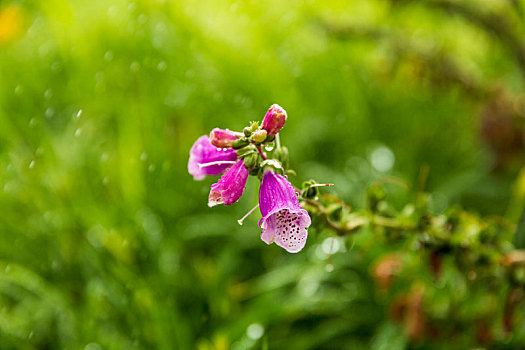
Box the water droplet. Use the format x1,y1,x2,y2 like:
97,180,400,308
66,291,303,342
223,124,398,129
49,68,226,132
104,51,114,61
148,164,155,172
157,61,167,71
76,109,83,119
130,61,140,72
185,69,194,79
325,264,334,272
51,61,61,72
246,323,264,340
107,6,118,17
264,142,274,151
44,89,52,99
28,160,35,169
322,237,340,254
14,85,23,95
38,43,51,58
96,72,104,83
28,331,34,339
138,14,147,24
370,145,395,172
29,118,37,127
140,152,147,161
75,128,82,137
85,343,102,350
155,22,166,33
45,107,55,118
213,92,223,102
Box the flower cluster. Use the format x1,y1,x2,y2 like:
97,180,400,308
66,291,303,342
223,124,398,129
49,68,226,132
187,104,311,253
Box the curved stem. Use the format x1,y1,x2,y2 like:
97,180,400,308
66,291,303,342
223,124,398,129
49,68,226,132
257,145,268,160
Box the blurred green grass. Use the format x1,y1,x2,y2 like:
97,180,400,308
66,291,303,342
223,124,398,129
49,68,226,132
0,0,524,348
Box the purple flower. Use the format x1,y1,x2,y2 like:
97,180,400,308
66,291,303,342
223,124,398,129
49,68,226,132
188,135,238,180
262,104,287,136
208,159,249,207
209,128,239,148
258,171,311,253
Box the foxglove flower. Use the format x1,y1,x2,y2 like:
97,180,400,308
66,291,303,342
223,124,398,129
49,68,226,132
259,171,311,253
188,135,237,180
208,159,249,207
262,104,287,136
209,128,239,148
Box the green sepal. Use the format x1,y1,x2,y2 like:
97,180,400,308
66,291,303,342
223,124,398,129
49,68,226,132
258,159,284,179
285,169,296,177
301,180,319,199
243,153,259,169
249,121,259,132
236,144,257,158
232,137,250,149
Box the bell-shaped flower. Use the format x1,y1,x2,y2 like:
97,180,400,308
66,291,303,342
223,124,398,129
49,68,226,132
258,171,311,253
208,159,249,207
188,135,238,180
262,104,287,136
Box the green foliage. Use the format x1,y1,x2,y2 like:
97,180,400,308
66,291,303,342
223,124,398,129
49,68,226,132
0,0,524,349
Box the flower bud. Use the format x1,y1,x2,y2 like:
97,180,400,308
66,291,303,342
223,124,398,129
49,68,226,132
251,129,267,143
209,128,239,148
232,137,250,149
262,104,287,136
243,153,259,169
236,144,257,158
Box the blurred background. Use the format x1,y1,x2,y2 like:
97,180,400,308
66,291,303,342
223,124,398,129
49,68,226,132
0,0,524,348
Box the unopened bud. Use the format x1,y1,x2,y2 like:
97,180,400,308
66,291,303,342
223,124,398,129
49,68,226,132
232,137,250,149
262,104,287,136
236,144,256,158
243,127,251,137
210,128,239,148
251,129,267,143
243,153,258,169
